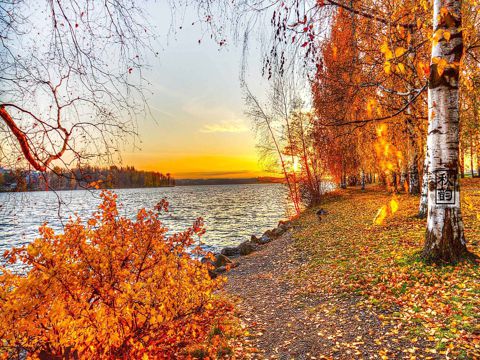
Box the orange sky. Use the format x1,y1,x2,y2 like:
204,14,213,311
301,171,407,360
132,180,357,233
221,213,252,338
117,3,274,179
122,153,268,179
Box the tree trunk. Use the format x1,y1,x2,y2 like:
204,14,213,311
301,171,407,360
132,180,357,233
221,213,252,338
406,99,420,194
470,135,474,178
400,167,408,192
423,0,468,263
391,171,398,193
477,141,480,177
340,160,347,189
459,145,465,178
409,159,420,195
408,123,420,195
418,149,429,219
361,170,365,190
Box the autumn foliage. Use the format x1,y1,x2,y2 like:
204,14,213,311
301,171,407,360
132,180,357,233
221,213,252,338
0,191,235,359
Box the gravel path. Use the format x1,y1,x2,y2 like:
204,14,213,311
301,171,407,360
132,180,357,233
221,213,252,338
224,231,438,359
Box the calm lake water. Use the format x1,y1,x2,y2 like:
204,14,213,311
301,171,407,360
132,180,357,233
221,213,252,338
0,184,292,257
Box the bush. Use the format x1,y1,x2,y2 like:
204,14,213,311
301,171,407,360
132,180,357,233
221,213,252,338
0,191,234,359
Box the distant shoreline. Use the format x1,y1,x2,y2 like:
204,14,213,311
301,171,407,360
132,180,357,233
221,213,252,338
175,177,284,186
0,180,286,193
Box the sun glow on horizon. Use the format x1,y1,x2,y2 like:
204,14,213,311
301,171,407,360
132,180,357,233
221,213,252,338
121,153,274,179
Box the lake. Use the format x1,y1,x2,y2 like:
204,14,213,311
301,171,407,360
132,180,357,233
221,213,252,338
0,184,292,257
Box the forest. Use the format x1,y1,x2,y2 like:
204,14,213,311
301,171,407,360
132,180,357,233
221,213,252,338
0,166,175,192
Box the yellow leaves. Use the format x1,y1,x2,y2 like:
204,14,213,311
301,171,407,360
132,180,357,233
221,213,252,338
374,123,404,192
376,123,388,137
380,42,393,61
373,197,399,225
431,57,460,77
432,29,453,47
26,244,39,257
390,198,399,213
463,195,475,211
384,61,392,75
395,47,407,58
366,98,381,117
381,43,408,75
432,29,444,47
293,178,478,358
439,7,457,28
380,42,389,54
374,205,388,225
380,43,406,60
432,57,447,76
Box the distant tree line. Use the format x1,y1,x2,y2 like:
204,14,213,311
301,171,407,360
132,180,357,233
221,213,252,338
0,166,174,192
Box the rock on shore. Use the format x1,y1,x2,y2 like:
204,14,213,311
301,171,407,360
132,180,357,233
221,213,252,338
204,219,293,278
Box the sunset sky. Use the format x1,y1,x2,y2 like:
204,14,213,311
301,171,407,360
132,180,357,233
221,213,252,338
122,2,270,179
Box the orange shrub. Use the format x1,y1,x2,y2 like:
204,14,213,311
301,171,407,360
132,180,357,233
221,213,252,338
0,191,235,359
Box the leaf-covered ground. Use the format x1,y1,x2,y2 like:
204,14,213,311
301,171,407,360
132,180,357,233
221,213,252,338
225,179,480,359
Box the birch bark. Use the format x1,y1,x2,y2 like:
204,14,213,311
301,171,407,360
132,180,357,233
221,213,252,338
423,0,468,262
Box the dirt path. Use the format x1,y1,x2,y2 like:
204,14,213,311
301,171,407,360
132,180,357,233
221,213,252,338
224,225,438,359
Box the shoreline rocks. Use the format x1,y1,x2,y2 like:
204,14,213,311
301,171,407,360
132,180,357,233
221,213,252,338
221,246,240,257
203,219,293,278
238,240,257,255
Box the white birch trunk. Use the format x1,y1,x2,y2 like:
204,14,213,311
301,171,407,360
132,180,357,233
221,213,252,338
424,0,468,262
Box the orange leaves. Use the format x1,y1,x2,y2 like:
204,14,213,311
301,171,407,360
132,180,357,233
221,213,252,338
417,61,430,78
294,182,480,358
331,44,338,60
0,191,236,359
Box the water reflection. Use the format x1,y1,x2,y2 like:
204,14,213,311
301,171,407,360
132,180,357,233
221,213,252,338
0,184,292,256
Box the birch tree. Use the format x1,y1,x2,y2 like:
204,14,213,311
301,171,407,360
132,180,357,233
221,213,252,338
423,0,469,262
